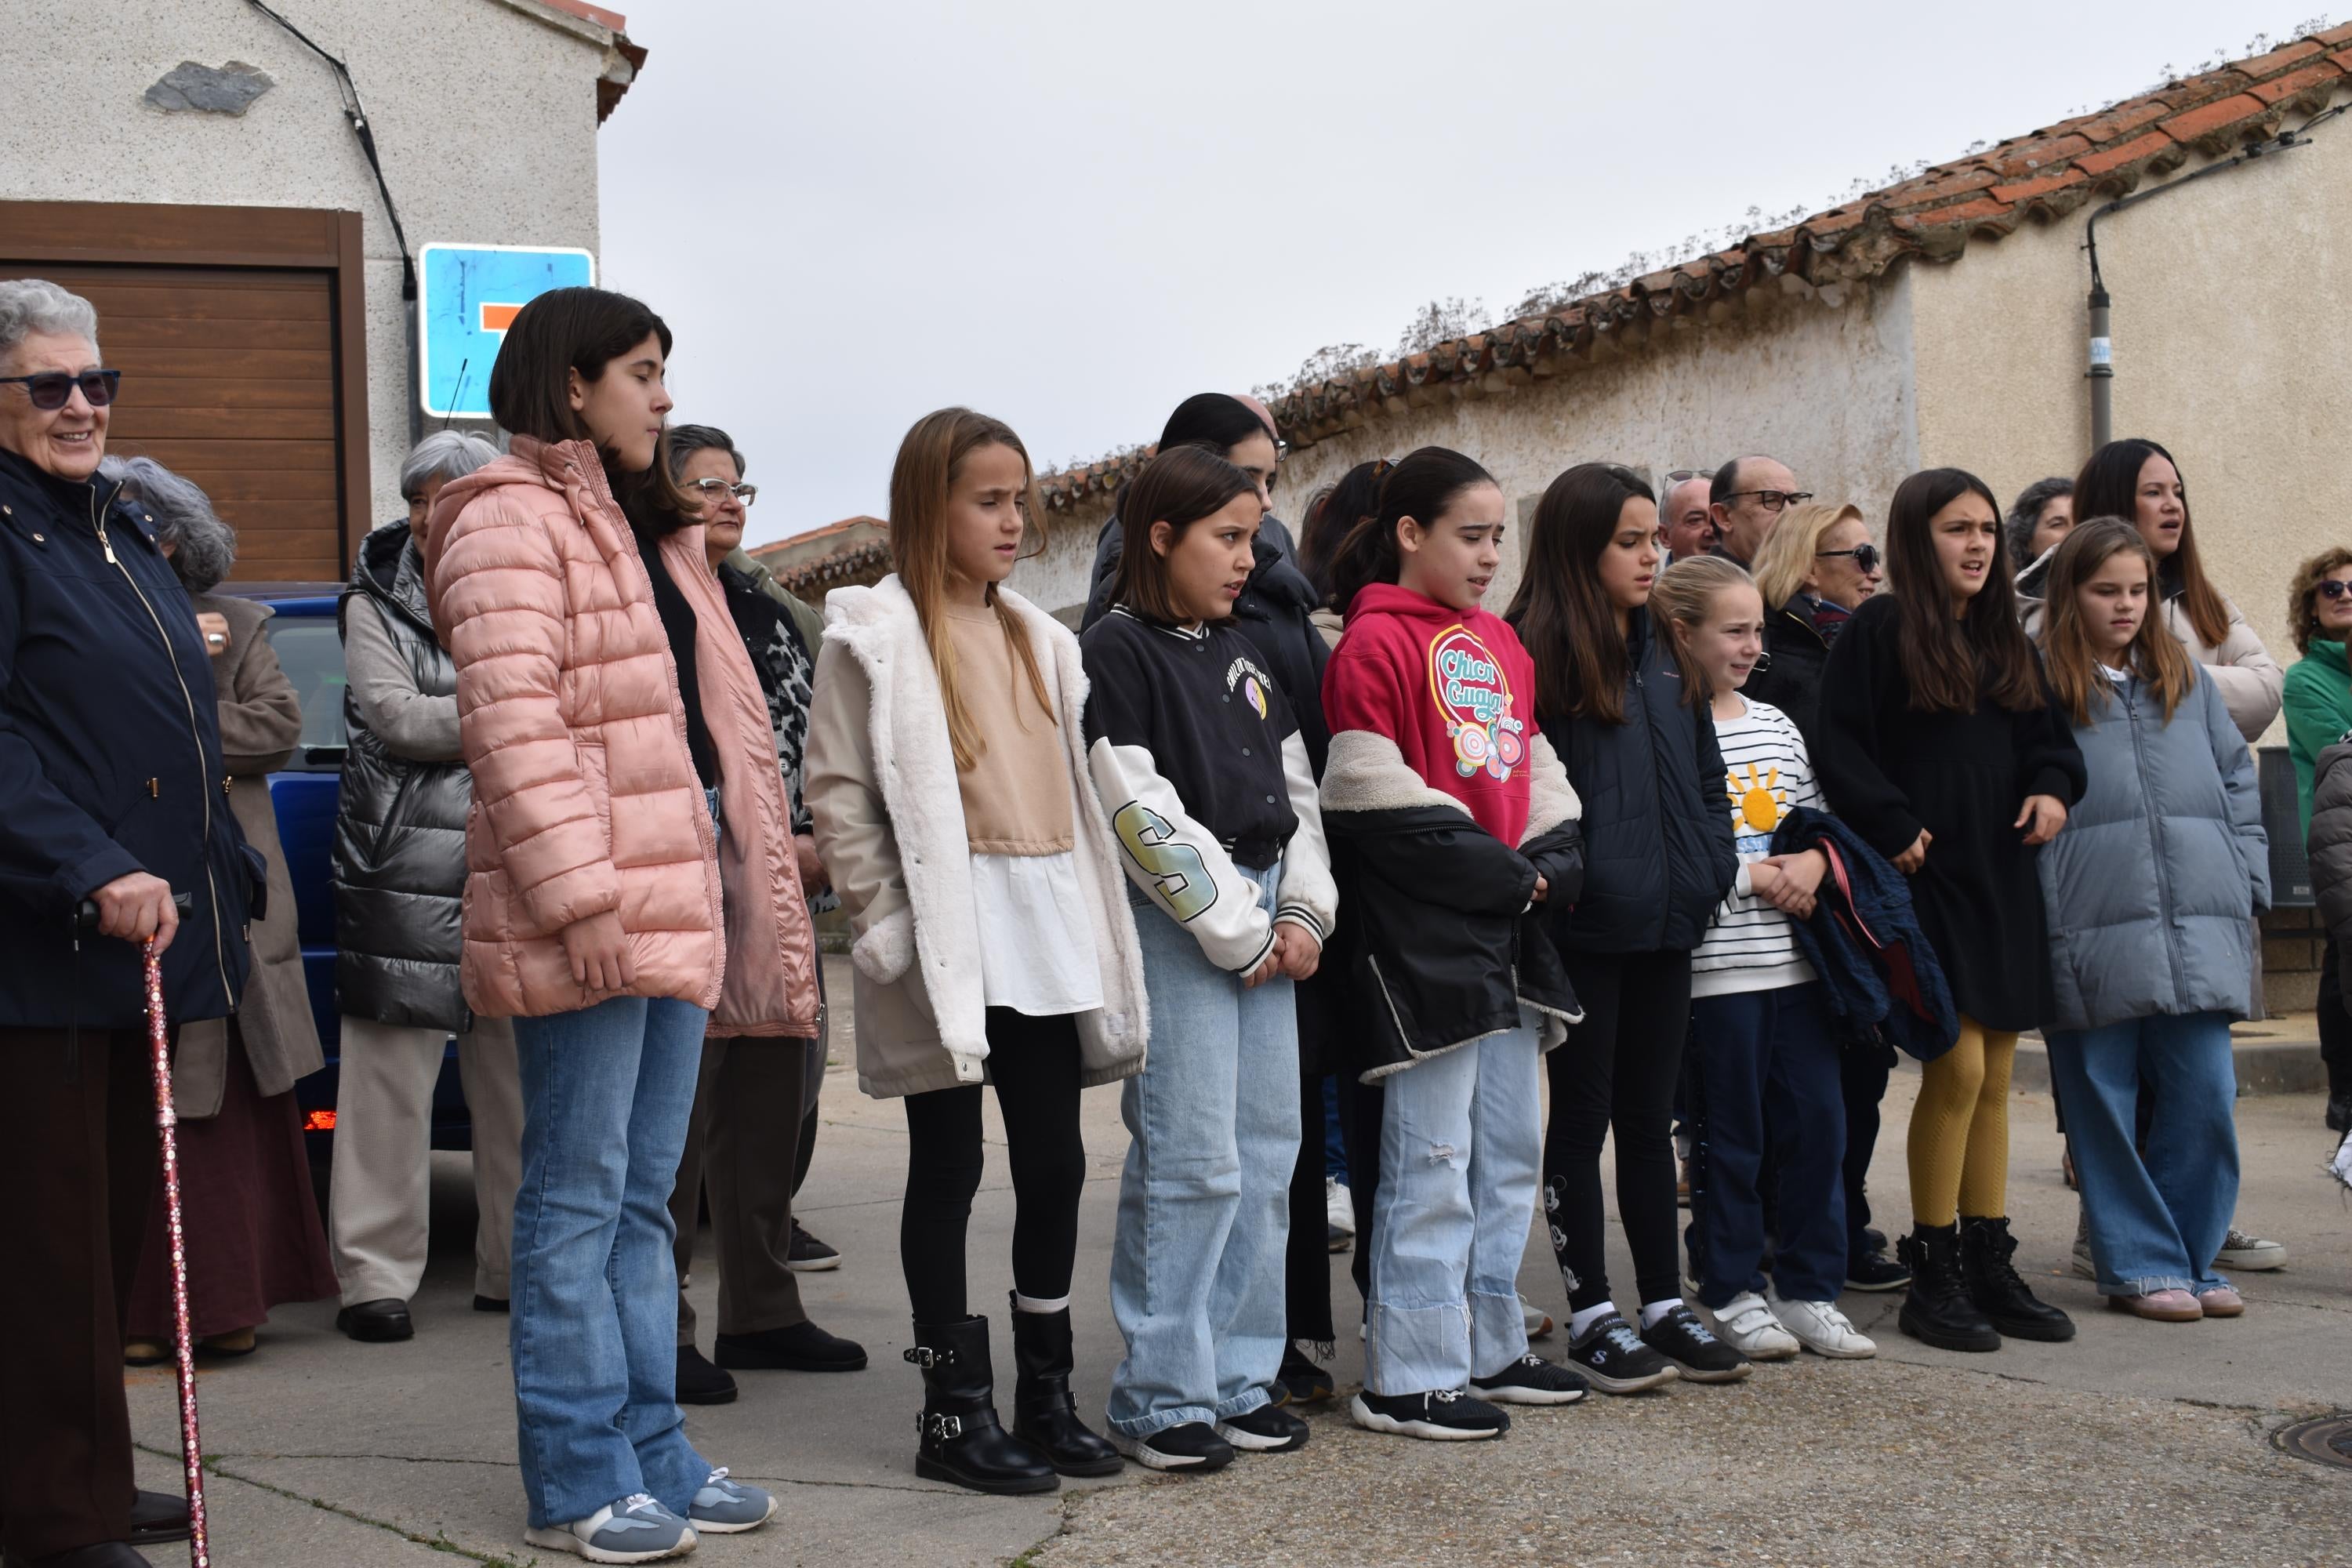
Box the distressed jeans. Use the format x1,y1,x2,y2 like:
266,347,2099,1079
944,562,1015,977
1106,864,1300,1439
1365,1017,1542,1396
2045,1011,2238,1296
510,993,713,1530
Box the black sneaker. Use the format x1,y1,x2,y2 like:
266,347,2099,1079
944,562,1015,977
714,1319,869,1372
1846,1243,1912,1292
1351,1388,1510,1440
1566,1312,1679,1395
786,1220,841,1272
1215,1401,1310,1453
1641,1304,1752,1383
2327,1091,2350,1134
1325,1221,1353,1254
1109,1421,1233,1472
1470,1353,1588,1406
1277,1342,1335,1404
676,1345,739,1406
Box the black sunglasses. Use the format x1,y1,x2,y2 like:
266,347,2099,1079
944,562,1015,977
0,369,120,410
1817,543,1881,573
2318,579,2352,601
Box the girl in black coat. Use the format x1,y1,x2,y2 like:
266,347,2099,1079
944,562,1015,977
1508,464,1742,1395
1814,468,2085,1354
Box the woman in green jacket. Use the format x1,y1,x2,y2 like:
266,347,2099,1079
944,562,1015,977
2281,545,2352,1131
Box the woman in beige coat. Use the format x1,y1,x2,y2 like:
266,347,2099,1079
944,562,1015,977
423,288,811,1561
98,456,337,1363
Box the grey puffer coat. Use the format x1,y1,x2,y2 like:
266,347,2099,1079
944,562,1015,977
2036,665,2269,1032
2307,737,2352,963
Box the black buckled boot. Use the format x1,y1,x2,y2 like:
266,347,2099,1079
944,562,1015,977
1959,1214,2076,1342
1896,1223,2002,1352
906,1316,1058,1494
1008,1294,1121,1476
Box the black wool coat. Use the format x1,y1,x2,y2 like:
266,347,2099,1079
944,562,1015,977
1811,593,2086,1033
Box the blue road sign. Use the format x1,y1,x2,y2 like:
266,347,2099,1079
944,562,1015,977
418,243,596,419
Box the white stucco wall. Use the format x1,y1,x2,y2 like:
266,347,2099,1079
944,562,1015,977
1027,274,1921,620
1,0,615,532
1909,82,2352,742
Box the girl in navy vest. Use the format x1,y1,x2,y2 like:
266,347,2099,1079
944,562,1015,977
1508,463,1742,1395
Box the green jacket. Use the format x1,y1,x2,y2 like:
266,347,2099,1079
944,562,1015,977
2283,639,2352,834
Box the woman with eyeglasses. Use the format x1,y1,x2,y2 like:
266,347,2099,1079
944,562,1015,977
0,278,264,1566
658,423,868,1409
2284,547,2352,1137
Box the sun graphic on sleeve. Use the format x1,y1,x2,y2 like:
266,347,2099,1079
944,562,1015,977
1728,762,1788,833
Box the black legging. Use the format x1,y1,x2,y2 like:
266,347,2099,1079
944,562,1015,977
2321,943,2352,1105
898,1009,1086,1325
1546,948,1693,1313
1284,1069,1334,1344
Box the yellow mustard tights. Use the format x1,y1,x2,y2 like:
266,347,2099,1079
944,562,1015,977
1906,1016,2017,1227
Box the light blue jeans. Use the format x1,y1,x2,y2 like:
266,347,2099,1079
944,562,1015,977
1106,863,1300,1439
1367,1018,1541,1396
2045,1010,2238,1296
510,993,713,1528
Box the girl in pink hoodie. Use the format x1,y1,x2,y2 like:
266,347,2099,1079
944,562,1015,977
423,288,816,1564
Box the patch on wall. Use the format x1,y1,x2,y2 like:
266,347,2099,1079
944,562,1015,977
144,61,275,116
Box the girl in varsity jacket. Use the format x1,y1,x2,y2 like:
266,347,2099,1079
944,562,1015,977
1647,556,1877,1363
1317,447,1590,1442
1080,446,1338,1472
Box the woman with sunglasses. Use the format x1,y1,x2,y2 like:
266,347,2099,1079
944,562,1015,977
2285,547,2352,1136
0,278,263,1566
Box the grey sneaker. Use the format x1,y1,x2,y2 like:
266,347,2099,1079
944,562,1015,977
2071,1207,2095,1280
523,1494,696,1563
688,1468,775,1534
2213,1228,2285,1272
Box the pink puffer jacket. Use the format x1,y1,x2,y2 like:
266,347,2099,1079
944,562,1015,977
419,436,821,1033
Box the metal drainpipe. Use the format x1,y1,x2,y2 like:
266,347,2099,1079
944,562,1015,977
2080,103,2342,451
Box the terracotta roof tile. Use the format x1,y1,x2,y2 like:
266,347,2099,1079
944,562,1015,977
1036,33,2352,495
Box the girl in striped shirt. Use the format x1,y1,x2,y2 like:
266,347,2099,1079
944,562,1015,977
1650,556,1875,1362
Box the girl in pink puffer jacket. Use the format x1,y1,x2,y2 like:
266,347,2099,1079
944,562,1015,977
422,287,812,1564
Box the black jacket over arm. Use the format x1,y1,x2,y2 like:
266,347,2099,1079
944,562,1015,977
1812,593,2085,1033
0,448,258,1031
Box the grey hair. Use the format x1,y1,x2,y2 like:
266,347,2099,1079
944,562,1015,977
100,456,237,594
0,278,101,366
666,423,746,481
2005,476,2074,565
397,430,501,500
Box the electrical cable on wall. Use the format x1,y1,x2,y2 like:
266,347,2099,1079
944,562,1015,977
244,0,418,303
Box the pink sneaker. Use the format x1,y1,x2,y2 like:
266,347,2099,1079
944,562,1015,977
2106,1289,2201,1322
2194,1286,2245,1318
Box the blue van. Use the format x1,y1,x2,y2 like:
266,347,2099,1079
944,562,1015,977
230,584,472,1162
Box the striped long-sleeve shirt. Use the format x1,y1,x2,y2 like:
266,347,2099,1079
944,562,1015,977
1691,697,1821,998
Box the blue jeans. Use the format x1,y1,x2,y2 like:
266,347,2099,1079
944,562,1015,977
1106,865,1299,1438
2045,1011,2238,1295
510,994,713,1528
1687,983,1846,1306
1366,1021,1541,1396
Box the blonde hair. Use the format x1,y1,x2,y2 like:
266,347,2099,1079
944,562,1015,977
1648,554,1759,653
886,408,1053,771
1751,501,1865,611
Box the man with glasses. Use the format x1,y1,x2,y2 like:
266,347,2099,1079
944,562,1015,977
1708,456,1811,569
1661,471,1719,561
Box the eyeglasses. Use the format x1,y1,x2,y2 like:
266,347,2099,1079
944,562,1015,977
2317,579,2352,601
1664,469,1711,485
0,369,121,410
1727,489,1814,513
686,476,757,507
1817,543,1881,573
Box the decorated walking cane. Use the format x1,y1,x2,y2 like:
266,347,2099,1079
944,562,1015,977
142,934,212,1567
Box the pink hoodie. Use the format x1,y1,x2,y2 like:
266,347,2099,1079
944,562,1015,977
420,436,820,1034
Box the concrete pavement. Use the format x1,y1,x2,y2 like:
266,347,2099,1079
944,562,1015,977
122,959,2352,1565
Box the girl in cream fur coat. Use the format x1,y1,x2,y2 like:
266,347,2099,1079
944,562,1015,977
806,408,1147,1498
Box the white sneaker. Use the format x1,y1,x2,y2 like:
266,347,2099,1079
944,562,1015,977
1519,1292,1554,1341
1325,1176,1356,1237
1699,1291,1799,1360
1768,1294,1877,1359
523,1494,697,1564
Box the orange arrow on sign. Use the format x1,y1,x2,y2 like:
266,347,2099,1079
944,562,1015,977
481,303,522,333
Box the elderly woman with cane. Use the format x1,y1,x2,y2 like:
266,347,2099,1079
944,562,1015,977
0,278,260,1567
99,455,339,1367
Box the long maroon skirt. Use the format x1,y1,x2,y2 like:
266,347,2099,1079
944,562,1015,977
126,1025,338,1340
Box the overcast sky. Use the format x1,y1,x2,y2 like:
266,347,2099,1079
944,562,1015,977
596,0,2332,545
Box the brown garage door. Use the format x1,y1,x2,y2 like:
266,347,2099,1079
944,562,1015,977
0,262,343,582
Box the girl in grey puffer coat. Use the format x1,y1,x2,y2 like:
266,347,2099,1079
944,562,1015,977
2034,521,2267,1319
